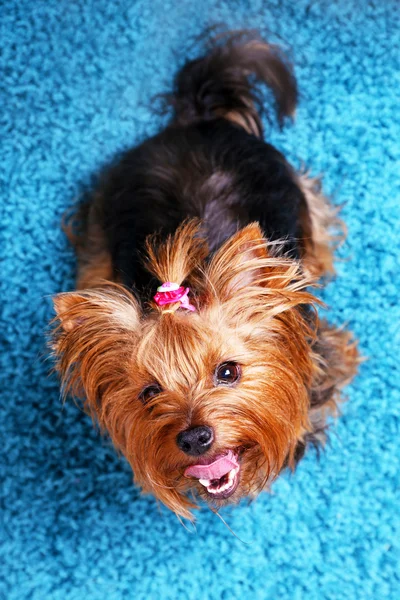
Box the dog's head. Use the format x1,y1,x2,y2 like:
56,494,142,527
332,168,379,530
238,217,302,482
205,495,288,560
52,221,318,519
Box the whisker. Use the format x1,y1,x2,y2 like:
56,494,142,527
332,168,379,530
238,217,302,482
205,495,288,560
176,514,197,533
209,507,253,545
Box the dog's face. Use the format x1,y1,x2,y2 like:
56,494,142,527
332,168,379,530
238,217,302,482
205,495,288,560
53,223,317,519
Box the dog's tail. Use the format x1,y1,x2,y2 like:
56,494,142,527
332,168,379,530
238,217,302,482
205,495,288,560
167,30,297,138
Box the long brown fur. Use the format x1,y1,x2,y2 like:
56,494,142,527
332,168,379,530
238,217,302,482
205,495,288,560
52,222,359,520
62,197,114,290
297,171,345,279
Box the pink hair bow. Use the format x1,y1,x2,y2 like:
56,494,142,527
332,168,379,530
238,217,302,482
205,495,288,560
153,282,196,312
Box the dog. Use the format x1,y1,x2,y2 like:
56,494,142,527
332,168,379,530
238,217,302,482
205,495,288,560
52,31,359,520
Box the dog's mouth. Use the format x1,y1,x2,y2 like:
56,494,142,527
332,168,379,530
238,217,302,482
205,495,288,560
184,450,240,500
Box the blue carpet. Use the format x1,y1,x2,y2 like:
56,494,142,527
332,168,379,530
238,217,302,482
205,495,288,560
1,1,399,598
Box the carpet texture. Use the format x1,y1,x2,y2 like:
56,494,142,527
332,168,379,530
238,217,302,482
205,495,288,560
1,1,399,598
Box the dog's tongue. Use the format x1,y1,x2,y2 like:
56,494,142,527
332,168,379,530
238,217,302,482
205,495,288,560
184,450,239,480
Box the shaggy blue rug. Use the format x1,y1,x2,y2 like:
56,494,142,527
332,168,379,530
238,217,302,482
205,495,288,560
1,0,399,598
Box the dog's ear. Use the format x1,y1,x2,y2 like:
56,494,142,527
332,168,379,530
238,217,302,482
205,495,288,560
53,293,87,332
205,222,307,301
205,223,266,299
51,286,141,405
53,286,141,333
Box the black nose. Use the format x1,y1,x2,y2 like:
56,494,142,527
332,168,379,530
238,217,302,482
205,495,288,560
176,426,214,456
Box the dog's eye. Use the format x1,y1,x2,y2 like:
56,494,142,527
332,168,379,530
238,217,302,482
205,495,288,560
214,362,241,386
139,384,162,404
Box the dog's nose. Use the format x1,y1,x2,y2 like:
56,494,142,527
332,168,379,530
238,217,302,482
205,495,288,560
176,426,214,456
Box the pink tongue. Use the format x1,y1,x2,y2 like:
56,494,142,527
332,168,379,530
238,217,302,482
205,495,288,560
184,450,239,480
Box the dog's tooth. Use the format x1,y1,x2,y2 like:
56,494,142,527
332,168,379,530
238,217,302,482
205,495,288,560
199,479,211,487
228,469,237,482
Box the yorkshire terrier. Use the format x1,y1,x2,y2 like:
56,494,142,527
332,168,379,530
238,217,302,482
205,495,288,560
52,31,359,520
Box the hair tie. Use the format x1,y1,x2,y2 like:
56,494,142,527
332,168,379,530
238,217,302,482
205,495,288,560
153,282,196,312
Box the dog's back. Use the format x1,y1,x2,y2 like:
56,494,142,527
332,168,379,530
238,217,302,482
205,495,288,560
74,31,338,292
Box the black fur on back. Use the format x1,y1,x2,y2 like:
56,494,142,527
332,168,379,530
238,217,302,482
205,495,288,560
100,120,306,293
92,32,308,294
